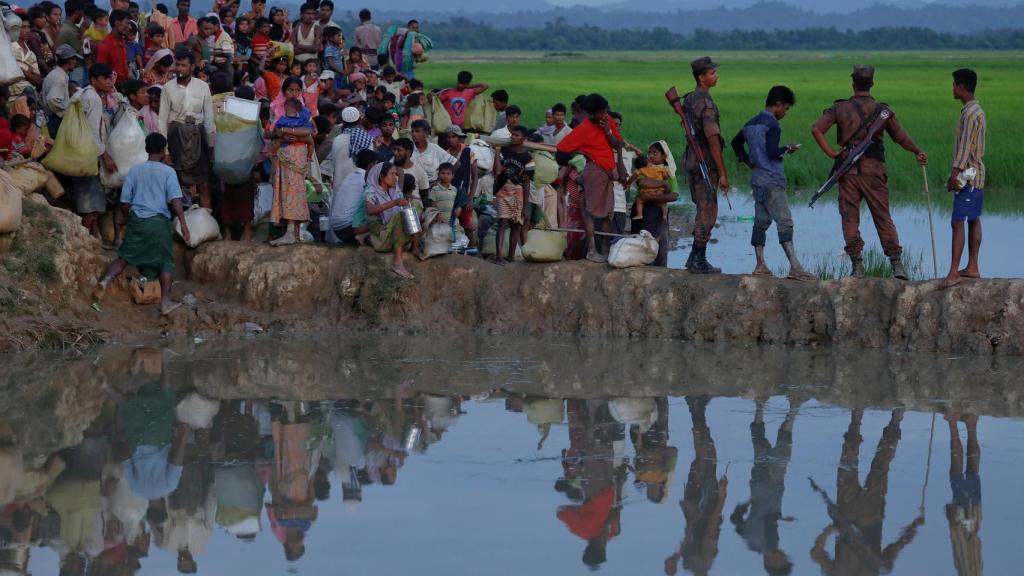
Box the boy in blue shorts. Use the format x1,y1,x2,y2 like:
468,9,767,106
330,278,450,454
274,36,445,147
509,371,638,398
941,68,986,289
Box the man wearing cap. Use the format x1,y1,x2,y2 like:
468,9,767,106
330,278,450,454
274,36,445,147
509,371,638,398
339,106,373,158
682,56,729,274
811,65,928,280
41,44,82,137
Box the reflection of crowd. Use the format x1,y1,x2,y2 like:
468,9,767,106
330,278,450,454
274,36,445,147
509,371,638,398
0,372,990,576
0,349,466,575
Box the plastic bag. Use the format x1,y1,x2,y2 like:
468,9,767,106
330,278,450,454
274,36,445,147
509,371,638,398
607,230,659,268
419,223,452,260
0,7,22,87
464,97,497,134
100,108,149,188
253,182,274,223
213,112,263,185
521,229,566,263
0,169,22,233
174,205,221,248
176,392,220,429
480,226,523,260
470,141,494,174
42,100,99,177
425,93,452,135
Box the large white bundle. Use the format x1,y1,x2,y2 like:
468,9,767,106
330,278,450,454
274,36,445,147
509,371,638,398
174,205,221,248
470,141,494,173
100,109,149,188
176,391,221,429
607,230,659,269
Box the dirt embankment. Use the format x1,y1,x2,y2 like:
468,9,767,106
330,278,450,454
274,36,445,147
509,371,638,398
2,197,1023,355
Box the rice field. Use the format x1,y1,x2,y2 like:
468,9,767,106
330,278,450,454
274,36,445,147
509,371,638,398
416,51,1024,212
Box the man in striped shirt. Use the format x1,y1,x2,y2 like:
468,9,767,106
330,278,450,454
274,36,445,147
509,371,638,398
941,68,986,289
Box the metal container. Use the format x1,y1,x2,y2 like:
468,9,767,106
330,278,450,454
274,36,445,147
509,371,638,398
402,425,422,451
400,206,421,235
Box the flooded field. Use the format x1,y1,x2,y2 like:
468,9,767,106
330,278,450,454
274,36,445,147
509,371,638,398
671,194,1024,280
2,335,1022,575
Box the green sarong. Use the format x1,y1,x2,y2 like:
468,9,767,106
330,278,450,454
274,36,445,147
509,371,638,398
118,213,175,279
369,215,409,253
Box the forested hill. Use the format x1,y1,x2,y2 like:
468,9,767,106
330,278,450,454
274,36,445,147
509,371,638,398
415,20,1024,50
361,2,1024,34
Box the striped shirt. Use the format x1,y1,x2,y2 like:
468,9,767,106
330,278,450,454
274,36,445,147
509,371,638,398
952,99,986,189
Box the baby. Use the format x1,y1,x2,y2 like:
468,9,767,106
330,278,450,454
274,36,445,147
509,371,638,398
628,155,671,221
271,98,315,160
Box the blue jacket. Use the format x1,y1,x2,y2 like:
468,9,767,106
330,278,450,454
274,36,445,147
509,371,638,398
731,110,788,189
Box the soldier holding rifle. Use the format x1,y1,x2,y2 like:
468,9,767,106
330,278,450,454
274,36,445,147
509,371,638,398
810,65,928,280
674,56,730,275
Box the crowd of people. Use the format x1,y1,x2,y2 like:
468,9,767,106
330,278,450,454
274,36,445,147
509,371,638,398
0,0,988,314
0,352,985,575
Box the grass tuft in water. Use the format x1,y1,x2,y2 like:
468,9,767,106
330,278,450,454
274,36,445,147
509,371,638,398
780,247,926,281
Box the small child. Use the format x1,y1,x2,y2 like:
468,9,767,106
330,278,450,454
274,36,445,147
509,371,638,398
628,155,671,221
430,163,458,225
127,22,144,79
301,60,320,117
8,114,33,158
144,24,165,61
84,8,109,44
272,99,315,161
323,27,345,89
402,173,422,256
401,93,424,129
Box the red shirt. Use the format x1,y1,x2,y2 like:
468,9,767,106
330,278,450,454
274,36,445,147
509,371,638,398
556,487,619,541
96,33,129,81
556,117,621,172
439,88,477,126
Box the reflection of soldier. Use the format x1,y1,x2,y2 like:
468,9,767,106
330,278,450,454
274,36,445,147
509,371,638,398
731,398,800,576
556,399,627,570
810,409,923,576
944,412,982,576
665,396,728,576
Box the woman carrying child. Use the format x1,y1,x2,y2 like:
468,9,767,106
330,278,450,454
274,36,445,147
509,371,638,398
629,141,678,267
268,78,315,246
365,162,416,279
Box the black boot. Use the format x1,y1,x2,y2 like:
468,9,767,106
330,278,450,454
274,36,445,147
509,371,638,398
849,255,865,278
685,247,695,269
687,246,721,274
890,258,909,281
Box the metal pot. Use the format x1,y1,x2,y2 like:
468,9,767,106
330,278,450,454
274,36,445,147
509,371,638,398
400,206,421,236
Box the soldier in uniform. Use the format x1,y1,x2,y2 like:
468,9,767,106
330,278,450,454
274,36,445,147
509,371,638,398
683,56,730,274
811,65,928,279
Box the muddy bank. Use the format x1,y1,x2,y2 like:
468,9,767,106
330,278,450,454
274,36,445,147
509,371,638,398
2,197,1022,355
190,241,1024,355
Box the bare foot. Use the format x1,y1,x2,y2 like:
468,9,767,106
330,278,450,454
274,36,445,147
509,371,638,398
93,281,108,301
938,273,962,290
751,265,773,277
787,269,817,283
160,300,183,316
958,267,981,279
493,257,508,267
944,410,960,424
391,265,414,280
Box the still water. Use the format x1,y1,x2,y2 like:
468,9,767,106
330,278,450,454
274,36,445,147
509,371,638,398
670,194,1024,279
2,335,1023,575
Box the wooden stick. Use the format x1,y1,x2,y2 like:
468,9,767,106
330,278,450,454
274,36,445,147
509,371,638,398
922,165,939,279
545,227,633,239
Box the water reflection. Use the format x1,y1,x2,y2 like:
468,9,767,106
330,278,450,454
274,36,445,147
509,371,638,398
0,336,1019,575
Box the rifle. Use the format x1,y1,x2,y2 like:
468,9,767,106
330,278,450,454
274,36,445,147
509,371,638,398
808,106,892,208
665,87,729,208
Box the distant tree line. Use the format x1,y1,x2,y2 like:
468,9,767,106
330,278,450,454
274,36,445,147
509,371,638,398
416,18,1024,50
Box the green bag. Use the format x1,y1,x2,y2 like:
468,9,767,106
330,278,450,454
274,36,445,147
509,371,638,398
464,97,497,133
425,93,452,135
42,100,99,177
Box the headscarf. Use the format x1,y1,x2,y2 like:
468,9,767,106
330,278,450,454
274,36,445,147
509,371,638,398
651,140,676,180
270,76,303,124
365,162,403,224
144,48,173,74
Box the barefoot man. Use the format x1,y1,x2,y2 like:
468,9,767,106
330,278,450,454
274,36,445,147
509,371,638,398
941,68,986,288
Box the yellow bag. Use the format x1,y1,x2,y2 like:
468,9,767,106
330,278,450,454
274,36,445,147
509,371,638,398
425,93,452,135
521,229,566,263
464,97,497,134
0,170,23,233
42,100,99,177
269,41,294,65
7,161,50,194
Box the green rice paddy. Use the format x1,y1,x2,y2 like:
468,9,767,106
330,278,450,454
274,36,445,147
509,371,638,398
416,51,1024,211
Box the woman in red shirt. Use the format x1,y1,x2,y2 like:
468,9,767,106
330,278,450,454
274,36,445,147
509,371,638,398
556,93,623,263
